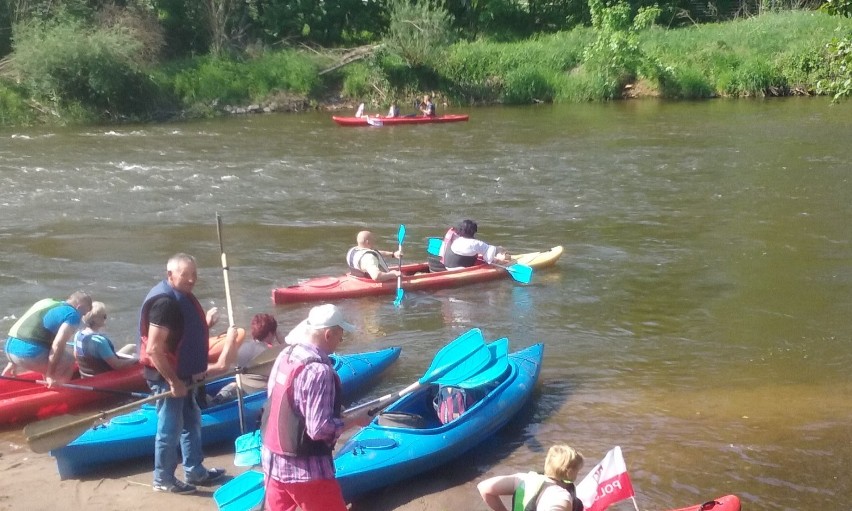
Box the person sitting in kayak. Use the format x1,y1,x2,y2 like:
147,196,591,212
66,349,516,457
387,100,400,118
73,301,137,377
346,230,403,282
419,94,436,117
210,313,279,405
477,444,585,511
439,219,511,271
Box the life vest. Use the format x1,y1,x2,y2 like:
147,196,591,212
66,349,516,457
138,280,209,379
7,299,64,347
74,332,116,377
437,228,457,263
262,345,343,457
513,472,583,511
346,247,389,278
433,386,469,424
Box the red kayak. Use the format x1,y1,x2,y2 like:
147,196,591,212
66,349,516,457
272,247,563,304
667,495,741,511
0,331,240,426
332,114,469,127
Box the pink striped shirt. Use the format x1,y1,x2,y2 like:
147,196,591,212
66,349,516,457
262,343,343,482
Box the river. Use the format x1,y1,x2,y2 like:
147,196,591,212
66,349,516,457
1,98,850,510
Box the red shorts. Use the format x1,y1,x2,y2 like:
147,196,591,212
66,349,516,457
264,477,347,511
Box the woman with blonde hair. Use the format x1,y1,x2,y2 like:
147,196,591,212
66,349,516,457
73,301,137,377
478,444,585,511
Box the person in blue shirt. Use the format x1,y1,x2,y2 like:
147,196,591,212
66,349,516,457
73,301,137,377
3,291,92,387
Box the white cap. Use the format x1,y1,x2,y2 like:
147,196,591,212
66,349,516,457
305,304,355,332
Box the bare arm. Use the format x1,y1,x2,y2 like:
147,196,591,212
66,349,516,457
145,323,186,397
206,326,244,378
477,475,521,511
45,322,77,385
104,354,138,370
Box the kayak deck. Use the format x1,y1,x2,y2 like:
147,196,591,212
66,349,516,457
332,114,469,127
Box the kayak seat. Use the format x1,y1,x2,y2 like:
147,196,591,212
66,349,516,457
427,255,446,273
377,411,426,428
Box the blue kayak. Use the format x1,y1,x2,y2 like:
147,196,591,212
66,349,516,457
335,342,543,501
51,346,401,479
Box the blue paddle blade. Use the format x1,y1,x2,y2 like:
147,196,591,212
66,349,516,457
398,224,406,245
505,263,533,284
213,470,264,511
393,287,404,308
457,338,510,389
233,429,262,467
420,328,491,386
427,237,442,256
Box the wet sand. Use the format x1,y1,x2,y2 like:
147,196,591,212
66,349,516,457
0,436,490,511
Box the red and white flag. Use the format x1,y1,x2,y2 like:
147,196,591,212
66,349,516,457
575,446,637,511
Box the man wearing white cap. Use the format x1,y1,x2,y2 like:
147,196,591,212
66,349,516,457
261,304,370,511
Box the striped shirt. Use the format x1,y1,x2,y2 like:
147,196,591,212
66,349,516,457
262,342,344,482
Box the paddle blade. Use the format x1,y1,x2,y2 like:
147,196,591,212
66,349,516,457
456,338,510,389
397,224,406,245
366,116,383,127
418,328,490,385
234,430,262,467
214,470,265,511
427,237,442,256
505,263,533,284
393,287,404,308
26,413,100,454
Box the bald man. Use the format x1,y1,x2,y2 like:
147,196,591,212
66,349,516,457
345,231,402,282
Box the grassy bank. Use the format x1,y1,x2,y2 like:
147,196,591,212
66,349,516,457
0,10,849,127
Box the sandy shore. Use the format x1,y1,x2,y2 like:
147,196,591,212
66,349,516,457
0,433,491,511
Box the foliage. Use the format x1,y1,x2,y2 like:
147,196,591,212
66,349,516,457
819,0,852,17
816,34,852,100
164,50,323,106
383,0,456,68
0,83,36,126
582,0,662,98
11,16,160,118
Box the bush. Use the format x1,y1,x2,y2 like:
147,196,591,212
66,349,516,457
11,17,160,118
383,0,456,68
0,83,36,126
502,66,557,103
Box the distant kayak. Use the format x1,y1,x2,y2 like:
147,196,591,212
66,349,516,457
272,246,563,304
332,114,469,127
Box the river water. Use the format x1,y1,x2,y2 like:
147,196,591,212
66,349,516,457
1,98,850,510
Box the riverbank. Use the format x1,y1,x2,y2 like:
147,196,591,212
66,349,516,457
1,11,849,128
0,434,487,511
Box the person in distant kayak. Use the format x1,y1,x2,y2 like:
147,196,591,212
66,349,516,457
3,291,93,387
346,230,403,282
387,100,400,118
419,94,436,117
438,219,511,271
210,312,280,405
139,253,237,495
261,304,371,511
477,444,585,511
73,301,137,377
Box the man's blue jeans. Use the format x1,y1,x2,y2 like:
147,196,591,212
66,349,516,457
148,378,207,485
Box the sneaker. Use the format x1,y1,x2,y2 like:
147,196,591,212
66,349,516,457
186,467,226,486
153,480,197,495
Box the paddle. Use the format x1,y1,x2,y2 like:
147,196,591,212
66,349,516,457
342,327,491,418
0,374,149,398
217,213,246,434
425,238,534,284
23,346,283,454
214,469,265,511
393,224,406,307
365,115,383,127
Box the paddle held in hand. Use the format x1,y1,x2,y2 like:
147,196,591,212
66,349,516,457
24,346,283,454
425,238,534,284
394,224,406,307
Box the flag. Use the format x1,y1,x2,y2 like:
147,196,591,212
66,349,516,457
575,446,636,511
